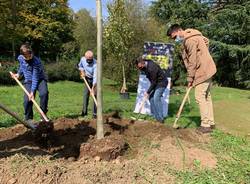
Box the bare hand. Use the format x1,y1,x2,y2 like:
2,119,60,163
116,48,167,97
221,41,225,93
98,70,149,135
144,92,149,99
28,92,34,101
10,73,19,79
91,84,97,95
80,70,86,79
187,82,193,88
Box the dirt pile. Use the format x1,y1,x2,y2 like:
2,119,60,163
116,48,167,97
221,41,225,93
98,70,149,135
0,114,217,183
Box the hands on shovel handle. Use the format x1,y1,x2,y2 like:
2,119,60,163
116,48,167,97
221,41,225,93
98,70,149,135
9,71,50,122
80,71,98,106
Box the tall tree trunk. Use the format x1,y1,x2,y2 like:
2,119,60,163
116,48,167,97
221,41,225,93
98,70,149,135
96,0,104,139
120,63,127,93
11,0,16,61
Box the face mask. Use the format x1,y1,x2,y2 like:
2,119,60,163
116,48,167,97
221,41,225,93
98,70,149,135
175,35,183,44
86,59,93,63
138,65,146,71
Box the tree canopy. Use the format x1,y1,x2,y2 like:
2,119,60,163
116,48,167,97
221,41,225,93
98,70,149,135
0,0,249,88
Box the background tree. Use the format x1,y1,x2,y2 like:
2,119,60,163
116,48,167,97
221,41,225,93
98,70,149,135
0,0,23,60
103,0,168,88
0,0,74,62
150,0,250,88
150,0,210,28
104,0,135,92
18,0,74,61
73,9,97,57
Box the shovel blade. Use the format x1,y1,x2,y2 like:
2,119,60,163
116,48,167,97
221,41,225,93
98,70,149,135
33,120,54,138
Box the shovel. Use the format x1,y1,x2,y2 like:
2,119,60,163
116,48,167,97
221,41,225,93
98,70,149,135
173,87,192,129
0,103,36,130
10,72,53,136
131,95,148,121
81,76,98,106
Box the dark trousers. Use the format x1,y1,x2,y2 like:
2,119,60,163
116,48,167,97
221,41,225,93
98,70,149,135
82,78,97,116
24,80,49,120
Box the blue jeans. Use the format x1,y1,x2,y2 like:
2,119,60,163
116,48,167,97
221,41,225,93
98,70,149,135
149,87,165,121
24,80,49,120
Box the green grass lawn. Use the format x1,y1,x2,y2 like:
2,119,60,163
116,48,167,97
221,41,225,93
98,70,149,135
1,79,249,135
1,79,250,183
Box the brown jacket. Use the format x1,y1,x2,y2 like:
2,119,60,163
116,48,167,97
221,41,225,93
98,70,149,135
181,29,217,86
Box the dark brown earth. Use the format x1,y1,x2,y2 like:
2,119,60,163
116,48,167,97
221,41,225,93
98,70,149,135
0,113,217,184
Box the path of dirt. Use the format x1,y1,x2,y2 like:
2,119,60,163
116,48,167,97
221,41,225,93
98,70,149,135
0,113,217,184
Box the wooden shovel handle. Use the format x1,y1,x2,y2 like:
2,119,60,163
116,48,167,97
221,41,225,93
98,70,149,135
9,71,49,122
173,87,192,128
176,87,192,119
82,76,98,106
138,95,148,114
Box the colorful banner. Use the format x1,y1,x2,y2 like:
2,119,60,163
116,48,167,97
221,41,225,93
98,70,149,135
143,42,174,73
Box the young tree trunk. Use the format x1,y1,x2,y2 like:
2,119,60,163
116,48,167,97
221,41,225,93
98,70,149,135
120,63,127,93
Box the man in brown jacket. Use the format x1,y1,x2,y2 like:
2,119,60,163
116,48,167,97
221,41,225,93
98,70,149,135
167,24,217,133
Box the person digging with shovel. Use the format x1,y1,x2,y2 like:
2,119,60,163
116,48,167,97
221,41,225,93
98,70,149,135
135,57,168,123
167,24,217,133
10,43,49,125
78,50,97,119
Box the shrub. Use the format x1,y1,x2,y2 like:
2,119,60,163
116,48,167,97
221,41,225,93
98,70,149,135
45,61,81,82
0,62,18,85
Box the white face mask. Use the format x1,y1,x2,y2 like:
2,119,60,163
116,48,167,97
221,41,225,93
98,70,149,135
175,35,184,44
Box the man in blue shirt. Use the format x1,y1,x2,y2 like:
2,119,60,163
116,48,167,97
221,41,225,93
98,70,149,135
78,50,97,118
11,44,49,121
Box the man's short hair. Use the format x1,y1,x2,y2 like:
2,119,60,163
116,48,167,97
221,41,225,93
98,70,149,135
20,43,32,55
135,56,145,65
85,50,94,59
167,24,182,37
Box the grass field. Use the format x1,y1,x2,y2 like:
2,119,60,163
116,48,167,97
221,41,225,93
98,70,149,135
1,80,250,183
1,79,250,135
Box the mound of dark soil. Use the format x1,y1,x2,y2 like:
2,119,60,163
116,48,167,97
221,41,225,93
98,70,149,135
0,114,217,184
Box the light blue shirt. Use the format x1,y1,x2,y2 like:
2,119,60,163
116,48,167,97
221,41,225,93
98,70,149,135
78,57,97,85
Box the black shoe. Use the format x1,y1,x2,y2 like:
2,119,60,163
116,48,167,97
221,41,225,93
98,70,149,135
81,112,87,117
92,114,97,119
156,119,164,124
159,120,164,124
25,119,37,130
210,125,216,129
197,126,212,134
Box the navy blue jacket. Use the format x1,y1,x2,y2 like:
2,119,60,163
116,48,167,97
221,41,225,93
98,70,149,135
17,55,46,93
144,60,168,94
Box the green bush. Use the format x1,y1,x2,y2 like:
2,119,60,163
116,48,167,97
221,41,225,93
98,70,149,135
0,61,82,85
45,61,81,83
0,62,18,85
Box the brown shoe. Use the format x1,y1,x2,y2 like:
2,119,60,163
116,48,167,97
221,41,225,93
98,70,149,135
197,126,212,134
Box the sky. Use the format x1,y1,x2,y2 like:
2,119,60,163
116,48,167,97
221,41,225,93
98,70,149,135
68,0,154,17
